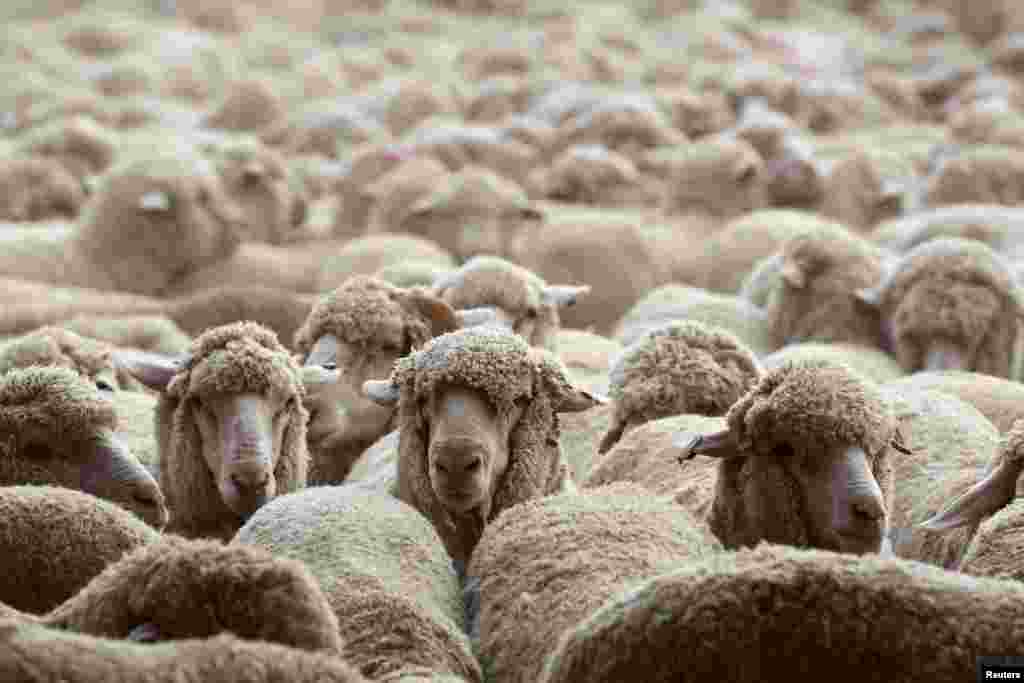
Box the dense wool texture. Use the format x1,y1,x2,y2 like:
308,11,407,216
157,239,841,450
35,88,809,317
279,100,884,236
539,543,1024,683
923,145,1024,209
765,220,889,348
374,261,452,289
315,234,458,293
599,321,761,454
864,237,1024,378
706,360,898,549
959,497,1024,580
60,315,192,356
294,276,458,484
0,625,369,683
234,486,481,682
391,326,581,564
467,484,721,683
157,322,308,540
6,536,343,653
531,144,654,207
0,486,158,614
761,342,906,384
0,326,121,391
885,370,1024,433
433,256,562,351
0,157,85,221
584,414,723,520
878,385,1001,568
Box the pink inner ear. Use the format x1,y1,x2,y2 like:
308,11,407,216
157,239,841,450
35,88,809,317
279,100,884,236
879,316,897,355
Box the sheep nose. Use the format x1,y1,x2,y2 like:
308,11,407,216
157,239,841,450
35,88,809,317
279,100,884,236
850,492,886,525
231,471,271,493
434,441,485,477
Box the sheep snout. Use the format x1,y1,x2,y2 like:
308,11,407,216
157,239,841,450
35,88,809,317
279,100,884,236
430,437,489,512
217,407,277,518
830,447,887,554
80,430,169,529
922,338,967,372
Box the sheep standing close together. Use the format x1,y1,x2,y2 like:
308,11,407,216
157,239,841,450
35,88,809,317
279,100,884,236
5,0,1024,681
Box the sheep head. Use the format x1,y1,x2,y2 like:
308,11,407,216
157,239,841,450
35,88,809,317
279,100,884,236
0,366,167,529
115,323,310,531
919,417,1024,533
365,326,605,563
852,237,1024,376
75,157,245,297
432,255,590,351
670,359,902,555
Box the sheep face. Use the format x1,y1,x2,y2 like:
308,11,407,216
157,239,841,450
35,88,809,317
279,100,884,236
189,390,291,520
304,333,403,444
5,420,167,529
217,146,307,245
423,382,526,516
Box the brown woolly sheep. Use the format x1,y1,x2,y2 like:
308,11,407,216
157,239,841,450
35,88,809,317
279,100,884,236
202,79,287,133
885,371,1024,433
0,157,85,221
529,144,658,208
260,100,390,161
1,536,342,653
510,208,665,336
369,165,543,261
818,152,905,233
538,543,1024,683
331,142,411,238
0,365,166,529
922,144,1024,208
853,237,1024,376
667,359,904,555
399,122,539,187
293,276,463,484
0,625,369,683
362,325,605,566
0,486,159,614
596,320,762,455
0,327,124,394
431,256,589,352
235,486,482,682
660,135,767,222
763,219,891,349
0,156,243,297
115,322,313,540
467,484,721,683
761,342,906,384
878,385,1000,569
211,138,311,245
362,156,456,236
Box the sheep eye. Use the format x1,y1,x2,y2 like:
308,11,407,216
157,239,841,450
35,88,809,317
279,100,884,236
524,308,538,320
96,379,115,392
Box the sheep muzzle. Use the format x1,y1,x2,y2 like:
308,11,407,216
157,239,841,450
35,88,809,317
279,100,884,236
80,429,168,529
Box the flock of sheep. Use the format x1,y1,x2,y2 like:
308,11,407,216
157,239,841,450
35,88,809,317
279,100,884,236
3,0,1024,680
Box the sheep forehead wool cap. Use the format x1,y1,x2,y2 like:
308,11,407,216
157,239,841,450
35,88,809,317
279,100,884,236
296,276,415,353
394,325,537,406
726,358,895,458
0,365,118,437
881,237,1019,304
0,327,112,379
436,256,545,314
170,322,303,400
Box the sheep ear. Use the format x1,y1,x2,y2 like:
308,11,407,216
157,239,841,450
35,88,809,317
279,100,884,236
597,419,627,455
553,387,608,414
399,290,459,337
112,349,189,393
363,379,401,406
918,458,1023,532
670,428,742,462
853,286,882,309
542,284,590,309
779,260,806,289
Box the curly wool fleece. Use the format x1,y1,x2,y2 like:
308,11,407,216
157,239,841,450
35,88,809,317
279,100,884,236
293,276,436,355
0,327,114,385
0,366,119,443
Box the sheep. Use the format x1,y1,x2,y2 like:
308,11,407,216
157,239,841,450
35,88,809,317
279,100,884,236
0,625,369,683
398,121,540,187
610,359,902,555
455,76,537,122
877,384,1001,568
361,325,606,566
115,322,312,540
466,484,721,683
761,342,906,384
24,115,107,186
202,79,287,133
884,371,1024,433
331,142,410,238
375,260,452,289
430,256,590,352
817,152,905,233
510,209,665,336
660,135,767,222
0,157,85,221
527,144,657,208
595,320,762,455
921,144,1024,208
210,138,311,245
0,326,126,394
0,486,159,615
260,100,391,161
538,543,1024,683
293,276,463,484
869,204,1024,259
369,165,543,262
763,219,891,349
0,364,167,529
234,486,482,682
852,237,1024,376
0,156,243,298
362,156,455,236
612,284,776,356
2,535,343,653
